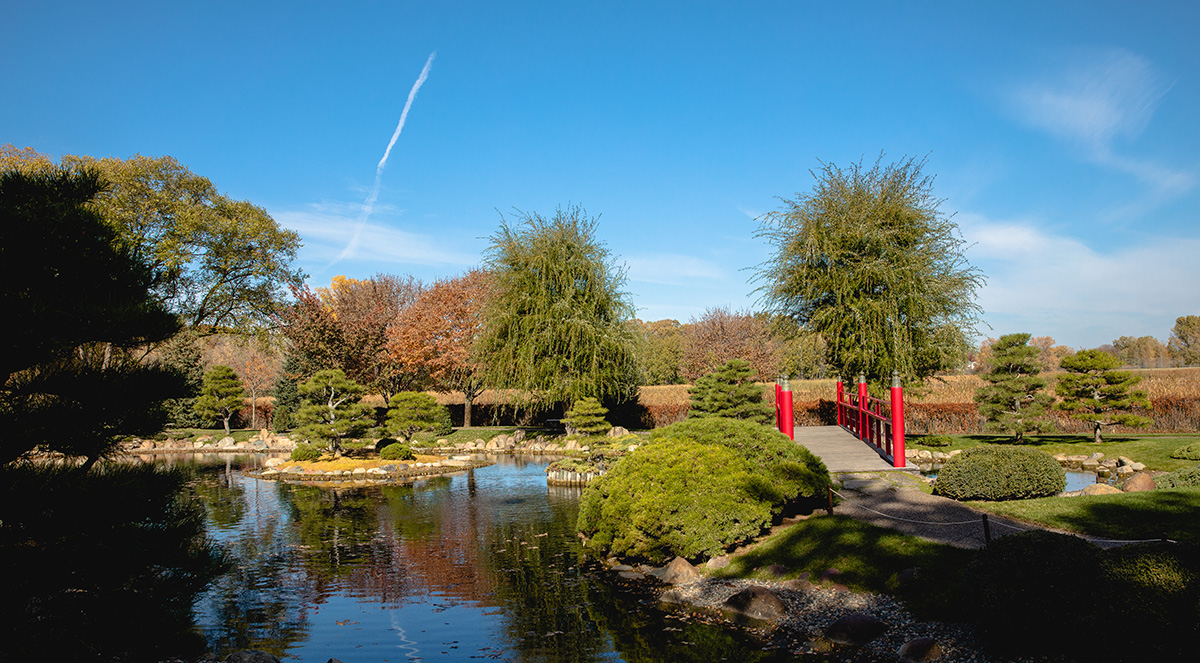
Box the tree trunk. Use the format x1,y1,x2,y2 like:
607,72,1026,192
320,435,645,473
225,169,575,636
1093,421,1103,444
464,393,474,428
223,414,232,437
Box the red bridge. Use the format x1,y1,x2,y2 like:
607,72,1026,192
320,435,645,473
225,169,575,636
775,374,907,469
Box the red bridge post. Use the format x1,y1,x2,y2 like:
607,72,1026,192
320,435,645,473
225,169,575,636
779,376,794,440
835,378,844,427
857,375,868,443
890,372,906,468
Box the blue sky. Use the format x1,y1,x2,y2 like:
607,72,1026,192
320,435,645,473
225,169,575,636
4,1,1198,349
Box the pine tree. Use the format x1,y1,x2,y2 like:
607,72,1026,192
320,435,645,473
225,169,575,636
1055,350,1151,443
973,333,1054,443
386,392,452,440
562,397,612,436
295,369,373,456
160,331,205,428
687,359,773,424
194,365,246,436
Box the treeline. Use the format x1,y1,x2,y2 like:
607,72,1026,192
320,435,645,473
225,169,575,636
971,315,1200,372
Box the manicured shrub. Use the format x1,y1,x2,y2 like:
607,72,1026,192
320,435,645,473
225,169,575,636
562,397,612,436
386,392,452,439
963,530,1103,656
687,359,773,424
379,442,416,461
648,417,829,509
920,434,953,448
577,438,774,563
932,445,1065,501
1170,442,1200,460
1154,465,1200,488
290,443,321,462
1099,541,1200,657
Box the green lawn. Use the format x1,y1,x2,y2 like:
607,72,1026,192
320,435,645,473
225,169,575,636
712,514,973,617
162,428,258,442
908,432,1200,471
410,426,521,446
968,486,1200,544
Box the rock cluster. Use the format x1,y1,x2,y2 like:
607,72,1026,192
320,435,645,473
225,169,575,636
123,429,296,454
248,455,493,484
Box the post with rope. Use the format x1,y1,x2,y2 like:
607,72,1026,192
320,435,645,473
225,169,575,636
981,514,992,544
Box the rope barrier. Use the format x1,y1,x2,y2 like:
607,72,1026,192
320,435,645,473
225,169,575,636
830,487,1177,545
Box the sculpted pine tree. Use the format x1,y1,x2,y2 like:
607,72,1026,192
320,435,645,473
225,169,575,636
475,205,639,410
563,397,612,436
194,365,246,436
295,369,373,456
687,359,773,425
1055,350,1151,443
386,392,452,440
756,156,983,388
973,333,1054,443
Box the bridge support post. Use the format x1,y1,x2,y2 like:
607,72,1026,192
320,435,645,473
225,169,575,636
835,378,844,427
890,372,906,468
857,375,868,443
779,375,794,440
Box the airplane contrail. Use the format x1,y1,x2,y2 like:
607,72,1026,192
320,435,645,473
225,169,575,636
329,51,437,267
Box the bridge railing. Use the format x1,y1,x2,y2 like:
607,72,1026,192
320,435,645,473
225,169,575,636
836,374,906,468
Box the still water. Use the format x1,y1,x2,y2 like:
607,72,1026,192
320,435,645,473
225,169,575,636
163,453,798,662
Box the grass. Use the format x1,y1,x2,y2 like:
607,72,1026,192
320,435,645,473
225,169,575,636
969,486,1200,544
163,428,258,442
409,426,521,446
283,453,445,471
907,432,1200,471
711,514,973,617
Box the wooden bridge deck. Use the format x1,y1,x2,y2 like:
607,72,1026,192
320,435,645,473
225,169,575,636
793,425,915,473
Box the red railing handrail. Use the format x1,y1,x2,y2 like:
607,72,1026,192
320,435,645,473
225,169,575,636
835,375,906,468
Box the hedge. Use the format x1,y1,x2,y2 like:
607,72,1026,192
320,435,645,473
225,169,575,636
933,445,1065,501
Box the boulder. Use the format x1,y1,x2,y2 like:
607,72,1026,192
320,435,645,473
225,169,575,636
251,440,269,450
1130,462,1146,471
706,555,730,570
721,586,786,621
898,637,943,662
931,451,950,462
1081,460,1100,471
618,570,645,580
610,564,634,572
1085,452,1105,463
544,442,562,452
1117,456,1135,466
947,449,962,457
351,467,366,475
781,578,815,592
659,588,688,605
1082,483,1123,495
824,613,887,645
219,436,236,447
1123,472,1156,492
265,457,286,468
662,557,700,584
608,426,630,437
512,429,526,443
1116,465,1135,476
274,436,295,449
224,651,281,663
564,439,580,451
485,439,502,450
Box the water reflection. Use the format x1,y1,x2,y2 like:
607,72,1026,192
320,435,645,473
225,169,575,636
177,454,807,662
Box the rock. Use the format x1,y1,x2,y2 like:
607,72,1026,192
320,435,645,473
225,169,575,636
824,613,887,645
564,439,580,450
659,588,688,605
259,469,279,477
1100,459,1119,468
395,463,409,470
1123,472,1156,492
285,466,304,474
251,440,269,450
512,429,526,443
763,564,789,577
442,459,468,467
820,568,842,581
916,449,933,460
1082,483,1122,495
722,586,786,621
1052,453,1068,461
947,449,962,457
931,451,950,462
529,442,545,452
197,435,215,443
1081,460,1100,471
544,442,562,451
905,448,919,459
366,467,388,475
436,438,447,446
1116,465,1135,475
610,564,634,572
617,570,645,580
898,637,943,662
485,439,502,450
224,651,282,663
706,555,730,570
608,426,630,437
379,464,398,472
274,436,295,449
219,436,236,447
327,659,347,663
1130,462,1146,471
265,457,286,467
662,557,700,584
1117,456,1135,466
1085,452,1104,463
781,578,815,591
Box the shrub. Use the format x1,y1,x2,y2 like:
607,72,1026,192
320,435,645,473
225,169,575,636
1099,541,1200,657
920,434,953,448
290,443,321,462
272,405,293,431
577,438,774,563
563,397,612,436
933,445,1065,501
963,530,1104,656
387,392,452,439
687,359,773,424
379,442,416,461
648,417,829,510
1154,465,1200,489
1170,442,1200,460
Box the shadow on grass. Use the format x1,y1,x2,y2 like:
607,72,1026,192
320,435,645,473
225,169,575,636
979,487,1200,544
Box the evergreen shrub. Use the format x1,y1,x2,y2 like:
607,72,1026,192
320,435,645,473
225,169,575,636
687,359,773,424
648,417,829,510
933,445,1064,501
380,442,416,461
1170,442,1200,460
577,438,773,563
921,434,953,447
563,397,612,436
387,392,452,439
1154,465,1200,488
290,443,321,462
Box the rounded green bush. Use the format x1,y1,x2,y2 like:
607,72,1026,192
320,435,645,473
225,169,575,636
964,530,1103,656
1154,465,1200,488
932,445,1065,501
379,442,416,461
648,417,830,510
921,434,953,448
1100,541,1200,657
577,438,773,563
1170,442,1200,460
290,443,321,462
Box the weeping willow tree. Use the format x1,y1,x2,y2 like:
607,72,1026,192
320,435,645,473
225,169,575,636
475,205,639,411
755,156,983,388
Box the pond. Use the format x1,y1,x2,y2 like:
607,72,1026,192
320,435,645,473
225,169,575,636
164,453,804,662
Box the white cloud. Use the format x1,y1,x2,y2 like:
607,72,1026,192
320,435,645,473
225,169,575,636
959,212,1200,346
272,202,477,268
624,253,725,286
1005,47,1195,197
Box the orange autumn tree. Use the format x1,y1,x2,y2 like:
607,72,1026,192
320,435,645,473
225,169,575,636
388,270,494,427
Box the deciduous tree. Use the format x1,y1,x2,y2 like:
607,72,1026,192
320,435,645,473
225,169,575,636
1055,350,1150,443
1028,336,1073,372
388,270,493,426
632,319,685,386
973,333,1054,443
755,155,983,387
1168,315,1200,366
680,307,781,382
476,205,639,410
1111,335,1170,369
194,365,246,436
